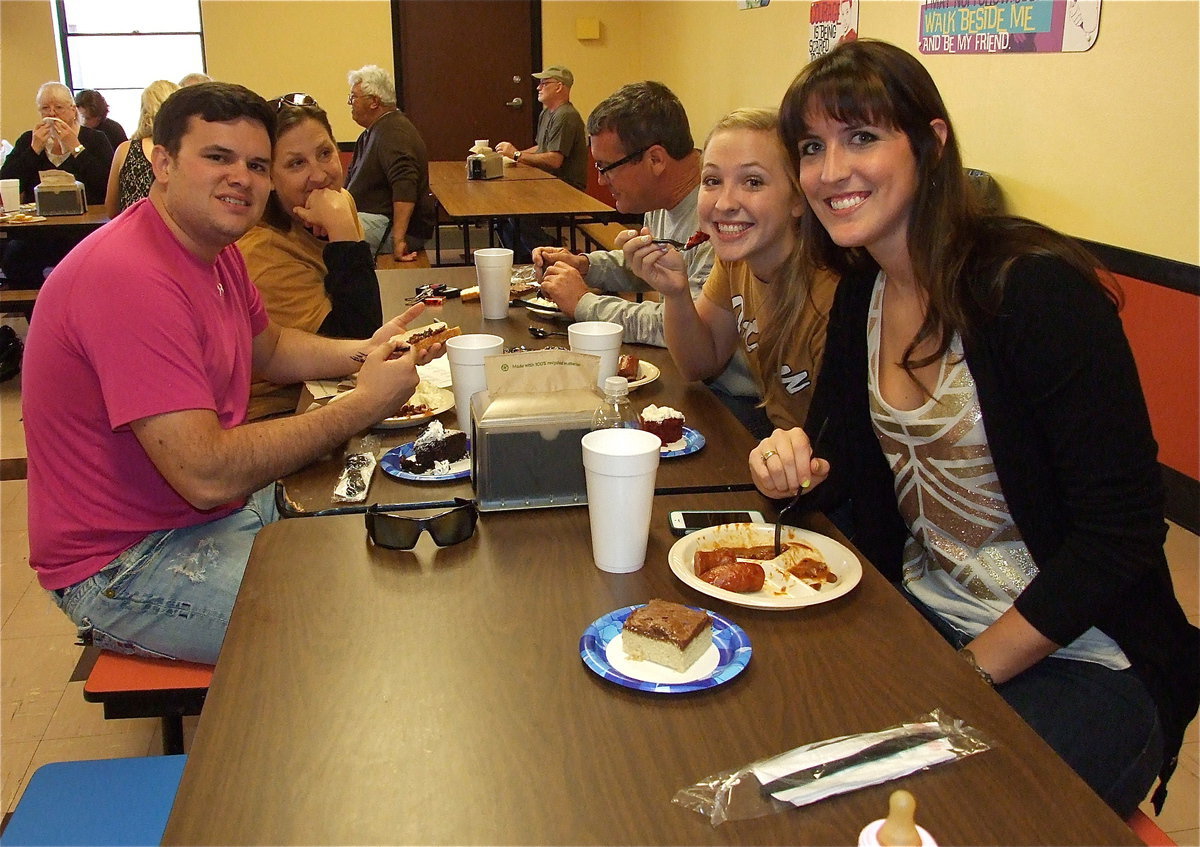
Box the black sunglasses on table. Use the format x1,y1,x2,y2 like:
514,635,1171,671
365,498,479,549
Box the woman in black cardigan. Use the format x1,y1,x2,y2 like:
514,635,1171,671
753,39,1198,817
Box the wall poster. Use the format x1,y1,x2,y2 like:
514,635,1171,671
809,0,860,63
919,0,1101,55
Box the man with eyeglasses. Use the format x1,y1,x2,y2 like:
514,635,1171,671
21,83,444,664
344,64,437,263
534,81,766,436
493,65,587,263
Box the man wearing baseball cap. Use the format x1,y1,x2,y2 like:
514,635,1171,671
495,65,587,262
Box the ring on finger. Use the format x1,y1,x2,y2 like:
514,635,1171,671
760,449,777,462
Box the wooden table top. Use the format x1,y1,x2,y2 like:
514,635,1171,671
0,206,108,236
429,165,613,219
278,267,758,513
161,491,1138,845
429,160,559,184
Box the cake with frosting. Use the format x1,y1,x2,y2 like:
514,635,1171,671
401,420,468,474
638,404,685,446
622,599,712,673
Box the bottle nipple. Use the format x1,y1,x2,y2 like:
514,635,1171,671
877,790,921,847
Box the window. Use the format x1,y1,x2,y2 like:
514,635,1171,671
54,0,205,137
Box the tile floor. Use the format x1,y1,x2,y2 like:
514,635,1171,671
0,313,1197,843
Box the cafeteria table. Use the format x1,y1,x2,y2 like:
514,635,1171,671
427,160,616,260
0,205,109,245
161,491,1139,845
277,266,759,514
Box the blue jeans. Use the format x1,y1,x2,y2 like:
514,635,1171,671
902,586,1163,816
50,486,279,664
359,212,426,256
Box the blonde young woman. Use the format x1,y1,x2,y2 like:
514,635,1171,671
618,108,836,431
104,80,179,218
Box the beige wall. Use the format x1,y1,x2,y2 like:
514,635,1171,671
199,0,392,143
4,0,1195,263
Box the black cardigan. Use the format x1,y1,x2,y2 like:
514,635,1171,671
0,125,113,205
805,256,1199,794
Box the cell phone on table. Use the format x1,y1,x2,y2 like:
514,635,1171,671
668,510,766,537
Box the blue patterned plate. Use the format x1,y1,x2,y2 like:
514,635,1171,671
579,604,751,693
660,426,705,458
379,439,471,482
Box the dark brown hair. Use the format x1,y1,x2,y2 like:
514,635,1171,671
779,39,1116,373
260,101,337,231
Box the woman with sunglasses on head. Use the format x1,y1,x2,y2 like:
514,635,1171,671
237,93,382,418
754,39,1198,816
104,80,178,218
617,108,838,432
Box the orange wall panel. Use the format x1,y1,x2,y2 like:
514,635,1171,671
1117,274,1199,479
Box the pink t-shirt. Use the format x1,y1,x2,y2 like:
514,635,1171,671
23,199,269,589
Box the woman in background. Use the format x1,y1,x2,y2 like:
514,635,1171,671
75,89,127,149
754,39,1198,815
237,93,381,418
104,80,178,217
618,108,836,431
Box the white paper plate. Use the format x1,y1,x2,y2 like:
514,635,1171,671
668,524,862,610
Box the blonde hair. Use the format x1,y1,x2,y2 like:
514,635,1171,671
134,80,180,140
703,108,821,411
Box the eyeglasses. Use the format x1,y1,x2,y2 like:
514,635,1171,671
271,92,319,111
365,498,479,549
595,145,653,177
536,79,560,88
346,92,375,106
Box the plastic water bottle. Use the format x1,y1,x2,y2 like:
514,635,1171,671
592,376,638,430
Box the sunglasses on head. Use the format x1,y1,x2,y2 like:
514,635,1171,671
271,92,319,111
365,498,479,550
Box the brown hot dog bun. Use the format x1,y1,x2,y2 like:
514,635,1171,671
391,321,461,354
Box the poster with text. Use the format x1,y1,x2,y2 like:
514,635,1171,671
810,0,860,63
919,0,1101,54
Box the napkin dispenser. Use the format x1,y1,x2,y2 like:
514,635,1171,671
466,142,503,180
35,179,87,216
469,351,601,511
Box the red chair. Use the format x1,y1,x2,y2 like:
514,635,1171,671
1127,809,1177,846
83,651,213,755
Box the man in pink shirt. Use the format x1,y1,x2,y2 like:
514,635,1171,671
22,83,441,664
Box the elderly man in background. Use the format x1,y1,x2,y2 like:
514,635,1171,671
494,65,587,263
345,64,437,263
0,81,114,288
533,81,766,436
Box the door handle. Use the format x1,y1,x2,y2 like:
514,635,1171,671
506,97,523,108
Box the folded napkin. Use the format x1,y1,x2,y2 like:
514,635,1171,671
673,710,990,826
752,723,958,807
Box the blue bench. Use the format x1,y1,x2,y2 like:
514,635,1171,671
1,755,186,846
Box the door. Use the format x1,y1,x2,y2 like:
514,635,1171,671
394,0,540,161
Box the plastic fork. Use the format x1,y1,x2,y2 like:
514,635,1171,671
774,417,829,556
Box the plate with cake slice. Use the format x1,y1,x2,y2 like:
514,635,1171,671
329,381,454,429
579,601,751,694
624,359,660,391
380,423,470,482
668,524,863,610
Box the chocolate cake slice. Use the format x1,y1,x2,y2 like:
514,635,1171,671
401,421,468,474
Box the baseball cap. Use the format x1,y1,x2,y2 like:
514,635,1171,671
532,65,573,88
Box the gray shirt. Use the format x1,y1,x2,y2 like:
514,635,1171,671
535,102,587,191
574,186,758,399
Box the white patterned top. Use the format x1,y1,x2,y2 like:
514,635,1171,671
866,272,1127,669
